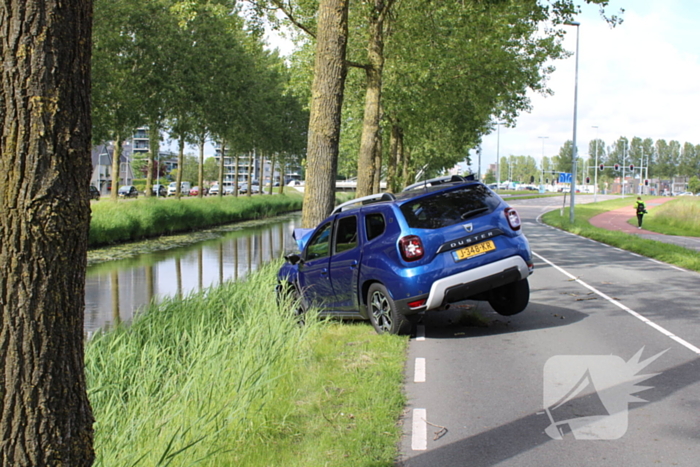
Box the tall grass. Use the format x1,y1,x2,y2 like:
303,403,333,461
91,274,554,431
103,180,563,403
86,263,408,466
89,193,303,247
87,262,322,466
644,197,700,236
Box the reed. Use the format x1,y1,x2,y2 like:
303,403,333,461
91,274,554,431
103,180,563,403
86,263,408,466
644,197,700,236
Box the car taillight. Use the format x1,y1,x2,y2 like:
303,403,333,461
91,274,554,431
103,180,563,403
505,207,521,231
399,235,424,261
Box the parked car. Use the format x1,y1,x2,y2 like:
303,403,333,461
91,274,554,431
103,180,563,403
239,181,260,194
209,184,219,195
117,185,139,198
168,181,191,196
277,175,534,335
189,186,207,196
152,184,166,197
677,191,694,196
89,185,100,200
224,185,235,195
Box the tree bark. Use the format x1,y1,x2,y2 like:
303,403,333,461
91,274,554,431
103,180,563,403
146,122,158,197
355,0,390,198
110,134,122,201
301,0,349,228
0,0,95,464
175,136,184,199
198,133,205,198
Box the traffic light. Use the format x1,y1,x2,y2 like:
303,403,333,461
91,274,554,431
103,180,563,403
629,164,634,171
586,177,590,184
614,163,620,171
599,164,604,171
545,178,549,184
644,179,649,186
530,175,535,184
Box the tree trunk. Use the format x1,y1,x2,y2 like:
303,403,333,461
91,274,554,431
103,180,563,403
355,0,389,198
218,139,226,198
198,134,205,198
301,0,349,228
0,0,95,464
233,150,239,197
386,120,400,193
373,128,383,193
110,134,122,201
176,136,184,199
247,150,254,197
146,122,158,198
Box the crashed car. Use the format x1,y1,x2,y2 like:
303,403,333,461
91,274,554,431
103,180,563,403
277,175,534,335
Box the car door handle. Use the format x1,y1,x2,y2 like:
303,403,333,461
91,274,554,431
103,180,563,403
320,268,328,276
350,260,358,269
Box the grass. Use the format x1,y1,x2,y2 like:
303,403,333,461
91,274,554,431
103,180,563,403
89,192,303,247
636,196,700,236
541,196,700,273
86,262,408,466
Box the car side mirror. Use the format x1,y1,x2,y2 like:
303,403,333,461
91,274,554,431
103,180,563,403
285,253,301,265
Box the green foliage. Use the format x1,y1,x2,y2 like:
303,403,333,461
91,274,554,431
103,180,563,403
688,176,700,194
642,197,700,236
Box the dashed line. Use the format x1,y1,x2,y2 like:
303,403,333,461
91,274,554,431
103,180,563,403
534,251,700,355
414,358,426,383
412,409,428,451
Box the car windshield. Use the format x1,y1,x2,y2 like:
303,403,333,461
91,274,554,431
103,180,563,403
399,184,500,229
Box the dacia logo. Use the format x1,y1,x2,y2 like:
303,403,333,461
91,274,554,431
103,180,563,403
463,223,474,233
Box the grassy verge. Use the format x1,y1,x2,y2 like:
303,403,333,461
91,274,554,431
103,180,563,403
636,196,700,236
86,262,408,466
540,196,700,272
89,192,304,247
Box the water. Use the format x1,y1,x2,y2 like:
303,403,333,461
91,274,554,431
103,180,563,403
84,213,302,335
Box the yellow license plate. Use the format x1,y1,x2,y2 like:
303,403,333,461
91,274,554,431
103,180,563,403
452,240,496,261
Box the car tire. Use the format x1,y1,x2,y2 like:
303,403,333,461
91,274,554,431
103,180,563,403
277,282,306,324
367,283,411,335
488,278,529,316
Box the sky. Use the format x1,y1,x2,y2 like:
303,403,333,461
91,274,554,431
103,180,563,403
473,0,700,174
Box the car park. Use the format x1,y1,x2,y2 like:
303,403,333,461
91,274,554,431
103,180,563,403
117,185,139,198
277,175,534,335
89,185,100,200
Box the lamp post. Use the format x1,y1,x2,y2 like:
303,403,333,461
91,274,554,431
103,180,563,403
567,21,580,224
592,125,599,202
496,122,505,190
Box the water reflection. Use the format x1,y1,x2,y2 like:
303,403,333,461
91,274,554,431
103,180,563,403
85,213,302,335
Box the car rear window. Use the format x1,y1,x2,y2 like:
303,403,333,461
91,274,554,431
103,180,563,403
399,184,500,229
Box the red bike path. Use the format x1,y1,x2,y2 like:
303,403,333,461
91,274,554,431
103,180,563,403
588,197,700,251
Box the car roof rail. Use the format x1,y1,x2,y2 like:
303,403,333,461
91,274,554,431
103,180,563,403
402,174,475,192
331,192,397,215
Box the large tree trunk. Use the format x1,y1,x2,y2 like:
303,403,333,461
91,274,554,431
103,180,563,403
0,0,95,464
301,0,349,228
176,136,184,199
218,139,226,198
355,0,391,198
373,128,383,193
198,134,205,198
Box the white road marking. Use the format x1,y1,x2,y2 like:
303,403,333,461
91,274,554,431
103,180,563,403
533,251,700,355
412,409,428,451
416,325,426,341
414,358,426,383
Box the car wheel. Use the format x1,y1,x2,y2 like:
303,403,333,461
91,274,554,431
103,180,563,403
367,283,411,335
277,282,306,324
488,278,529,316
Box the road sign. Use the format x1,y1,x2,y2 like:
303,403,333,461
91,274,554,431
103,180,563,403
558,172,572,184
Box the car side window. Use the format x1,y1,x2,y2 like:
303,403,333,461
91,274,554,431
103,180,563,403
305,222,332,260
334,216,358,254
365,213,385,241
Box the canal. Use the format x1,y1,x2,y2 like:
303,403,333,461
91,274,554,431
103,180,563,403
84,213,303,335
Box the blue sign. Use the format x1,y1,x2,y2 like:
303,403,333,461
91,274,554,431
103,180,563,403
558,172,572,183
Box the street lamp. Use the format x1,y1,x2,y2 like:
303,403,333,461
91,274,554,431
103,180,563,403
592,125,599,202
567,21,580,223
495,122,506,190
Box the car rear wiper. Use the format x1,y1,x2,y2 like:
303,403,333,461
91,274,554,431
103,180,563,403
460,207,489,220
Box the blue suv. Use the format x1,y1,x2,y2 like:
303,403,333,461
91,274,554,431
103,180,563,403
277,176,534,334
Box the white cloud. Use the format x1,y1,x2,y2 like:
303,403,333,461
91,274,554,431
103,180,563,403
476,0,700,173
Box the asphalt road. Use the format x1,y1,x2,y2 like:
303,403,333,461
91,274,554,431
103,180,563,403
399,196,700,467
